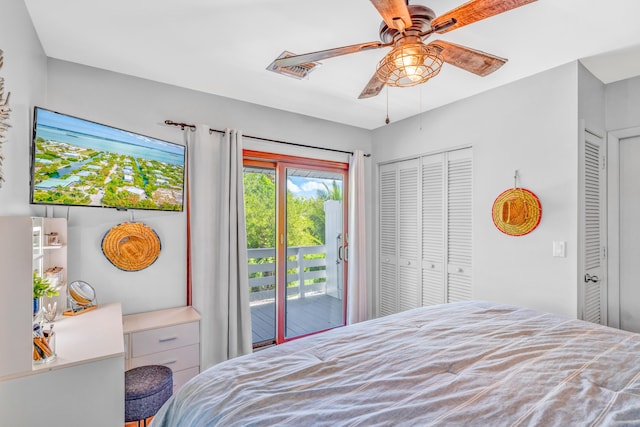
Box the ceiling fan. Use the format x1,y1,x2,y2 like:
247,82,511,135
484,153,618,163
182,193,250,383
272,0,537,99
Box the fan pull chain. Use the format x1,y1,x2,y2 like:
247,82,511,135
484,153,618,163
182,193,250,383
385,86,390,125
419,86,423,131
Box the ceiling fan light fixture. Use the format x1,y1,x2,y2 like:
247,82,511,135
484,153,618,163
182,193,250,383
376,43,443,87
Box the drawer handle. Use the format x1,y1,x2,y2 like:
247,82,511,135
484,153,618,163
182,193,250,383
162,360,177,365
158,336,178,343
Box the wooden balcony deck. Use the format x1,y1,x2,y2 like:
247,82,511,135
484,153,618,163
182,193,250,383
251,294,344,343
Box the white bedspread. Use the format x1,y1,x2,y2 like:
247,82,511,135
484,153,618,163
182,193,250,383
151,301,640,426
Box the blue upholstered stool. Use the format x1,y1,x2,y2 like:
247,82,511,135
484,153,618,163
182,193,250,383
125,365,173,426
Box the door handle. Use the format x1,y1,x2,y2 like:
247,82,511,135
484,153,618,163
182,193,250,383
584,273,600,283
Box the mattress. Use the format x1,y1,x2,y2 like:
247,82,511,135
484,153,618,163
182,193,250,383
151,301,640,426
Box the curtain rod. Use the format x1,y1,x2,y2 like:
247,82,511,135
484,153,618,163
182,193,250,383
164,120,370,157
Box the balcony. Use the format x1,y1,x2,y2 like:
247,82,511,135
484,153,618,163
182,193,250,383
248,245,344,344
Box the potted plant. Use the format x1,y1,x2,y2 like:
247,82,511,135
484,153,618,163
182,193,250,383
33,272,59,316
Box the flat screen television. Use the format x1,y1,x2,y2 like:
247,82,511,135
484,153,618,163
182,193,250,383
30,107,186,211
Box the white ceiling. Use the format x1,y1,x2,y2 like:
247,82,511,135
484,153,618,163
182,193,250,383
23,0,640,130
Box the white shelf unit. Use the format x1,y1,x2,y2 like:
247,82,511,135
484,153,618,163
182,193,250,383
32,217,68,317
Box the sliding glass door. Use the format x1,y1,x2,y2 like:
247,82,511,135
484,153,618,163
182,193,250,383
244,163,277,345
283,167,346,339
244,151,348,347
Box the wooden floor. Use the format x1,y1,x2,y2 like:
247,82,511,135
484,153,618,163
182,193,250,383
251,294,344,343
125,417,152,426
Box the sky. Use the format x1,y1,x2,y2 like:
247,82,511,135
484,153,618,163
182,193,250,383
288,176,342,199
36,107,184,155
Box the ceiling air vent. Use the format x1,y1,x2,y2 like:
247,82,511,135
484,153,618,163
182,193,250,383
266,51,321,80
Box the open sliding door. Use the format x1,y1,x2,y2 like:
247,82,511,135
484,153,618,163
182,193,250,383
244,151,349,347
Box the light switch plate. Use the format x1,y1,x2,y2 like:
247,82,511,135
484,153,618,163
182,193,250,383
552,241,566,257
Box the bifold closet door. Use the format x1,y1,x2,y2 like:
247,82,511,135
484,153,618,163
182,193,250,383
379,150,471,316
421,153,445,306
445,149,473,302
398,160,421,312
379,159,420,316
420,148,472,305
379,163,398,317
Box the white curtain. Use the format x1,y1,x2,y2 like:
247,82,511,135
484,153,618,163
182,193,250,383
187,125,252,369
347,149,368,324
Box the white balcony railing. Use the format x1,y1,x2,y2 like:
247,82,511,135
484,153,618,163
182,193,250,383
247,245,328,303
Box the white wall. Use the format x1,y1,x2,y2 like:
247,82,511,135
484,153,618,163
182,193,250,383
1,0,373,327
578,63,605,132
606,75,640,130
372,63,581,318
4,0,617,325
42,59,373,315
0,0,48,378
0,0,47,215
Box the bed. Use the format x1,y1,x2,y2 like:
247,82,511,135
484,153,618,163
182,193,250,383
151,301,640,426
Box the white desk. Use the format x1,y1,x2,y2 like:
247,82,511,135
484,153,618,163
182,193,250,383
0,303,125,427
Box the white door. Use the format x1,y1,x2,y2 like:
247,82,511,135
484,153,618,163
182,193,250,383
619,136,640,332
421,153,445,306
397,160,421,312
379,151,471,316
378,160,421,316
420,148,473,306
580,127,607,325
445,149,473,302
324,200,343,299
379,163,398,317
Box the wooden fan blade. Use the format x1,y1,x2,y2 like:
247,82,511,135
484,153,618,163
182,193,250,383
429,40,506,76
274,41,390,68
358,72,386,99
370,0,413,31
432,0,537,34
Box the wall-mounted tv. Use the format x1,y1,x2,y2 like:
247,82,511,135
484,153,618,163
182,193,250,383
30,107,186,211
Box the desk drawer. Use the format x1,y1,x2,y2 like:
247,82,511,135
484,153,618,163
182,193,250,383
131,321,199,358
173,366,200,392
130,343,199,373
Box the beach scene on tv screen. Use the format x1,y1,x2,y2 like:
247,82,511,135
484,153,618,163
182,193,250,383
32,109,185,210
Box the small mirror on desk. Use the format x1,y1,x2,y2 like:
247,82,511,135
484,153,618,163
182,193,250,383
64,280,98,316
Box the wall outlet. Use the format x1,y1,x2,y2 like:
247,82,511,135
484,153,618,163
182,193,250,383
552,241,566,257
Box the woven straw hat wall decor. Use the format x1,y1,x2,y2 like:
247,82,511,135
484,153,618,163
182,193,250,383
492,172,542,236
102,222,161,271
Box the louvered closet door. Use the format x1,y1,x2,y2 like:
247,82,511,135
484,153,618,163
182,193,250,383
379,163,398,316
582,129,606,325
378,160,420,316
397,159,421,312
421,154,445,306
446,149,473,303
379,151,471,316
